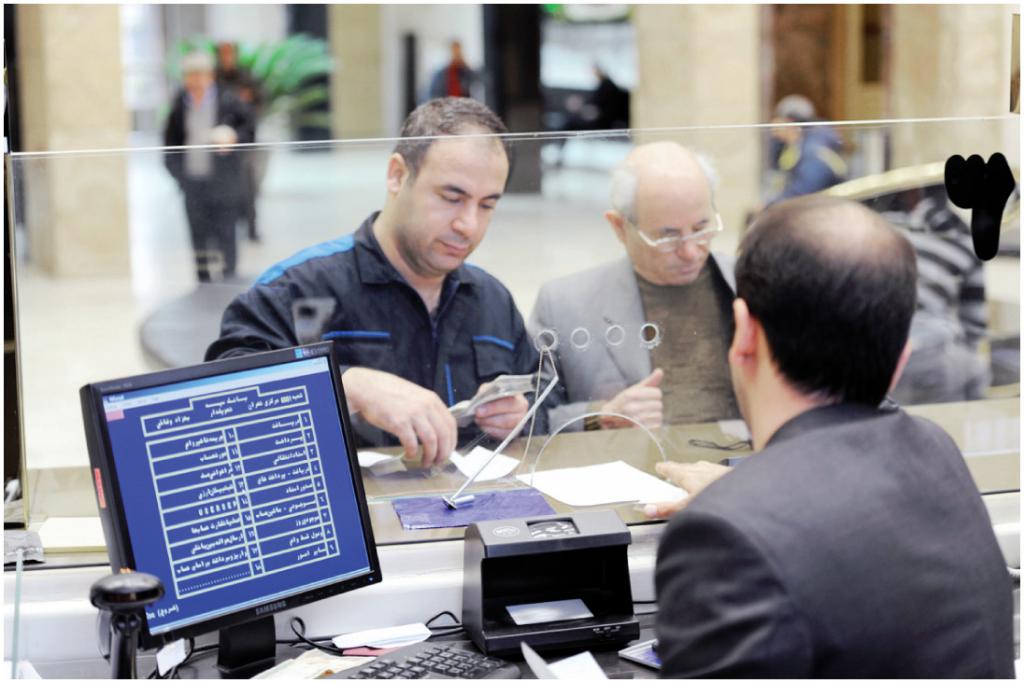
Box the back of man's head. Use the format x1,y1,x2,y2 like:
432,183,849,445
736,195,917,405
394,97,511,178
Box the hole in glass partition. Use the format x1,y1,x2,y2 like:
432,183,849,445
639,322,662,350
605,324,625,347
570,327,591,351
534,329,560,353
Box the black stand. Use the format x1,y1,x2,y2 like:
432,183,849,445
216,616,277,678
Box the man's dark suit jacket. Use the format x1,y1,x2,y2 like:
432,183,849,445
655,403,1014,678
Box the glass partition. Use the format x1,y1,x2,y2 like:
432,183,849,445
8,116,1019,551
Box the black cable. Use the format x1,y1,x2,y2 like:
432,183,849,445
289,616,348,656
424,610,461,629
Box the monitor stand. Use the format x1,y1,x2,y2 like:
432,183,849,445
216,615,277,678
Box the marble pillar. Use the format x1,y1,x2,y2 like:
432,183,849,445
15,5,131,276
327,5,383,139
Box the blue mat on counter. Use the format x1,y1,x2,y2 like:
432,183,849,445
392,488,555,530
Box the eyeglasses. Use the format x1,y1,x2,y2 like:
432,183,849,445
629,213,724,253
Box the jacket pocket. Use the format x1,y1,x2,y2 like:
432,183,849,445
472,335,517,381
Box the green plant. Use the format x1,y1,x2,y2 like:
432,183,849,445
169,34,335,130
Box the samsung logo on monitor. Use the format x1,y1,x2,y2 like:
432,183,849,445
256,600,288,616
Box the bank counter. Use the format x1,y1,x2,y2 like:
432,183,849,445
4,398,1019,676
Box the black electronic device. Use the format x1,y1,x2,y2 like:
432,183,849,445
90,572,165,679
338,642,520,679
462,509,640,657
80,344,381,677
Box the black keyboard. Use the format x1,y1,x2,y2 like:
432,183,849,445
339,642,520,679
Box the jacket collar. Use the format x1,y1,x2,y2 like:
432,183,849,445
764,402,886,450
353,212,479,290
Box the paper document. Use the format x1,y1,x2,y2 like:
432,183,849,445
450,446,519,482
507,598,594,626
519,460,687,507
332,622,431,649
253,650,371,679
521,642,607,680
37,516,106,552
357,450,401,468
717,419,752,441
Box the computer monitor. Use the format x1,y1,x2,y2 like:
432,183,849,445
80,343,381,675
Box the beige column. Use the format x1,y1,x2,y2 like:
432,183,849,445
631,5,762,244
327,5,383,139
15,5,131,276
890,5,1014,167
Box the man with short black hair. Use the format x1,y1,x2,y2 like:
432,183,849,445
207,98,532,466
653,196,1014,677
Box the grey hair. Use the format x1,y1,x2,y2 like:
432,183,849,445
181,50,215,75
609,151,719,222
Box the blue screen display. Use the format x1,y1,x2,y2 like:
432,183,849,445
100,356,372,635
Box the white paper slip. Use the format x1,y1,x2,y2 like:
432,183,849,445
253,650,371,679
450,446,519,482
357,450,401,468
332,622,431,649
717,419,752,441
521,642,608,680
519,460,687,507
507,598,594,626
156,639,187,676
37,516,106,552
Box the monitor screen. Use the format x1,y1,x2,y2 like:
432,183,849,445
81,344,380,644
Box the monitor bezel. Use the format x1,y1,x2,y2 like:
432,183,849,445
80,343,382,650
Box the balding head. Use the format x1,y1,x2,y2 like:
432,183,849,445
736,195,917,405
607,142,722,286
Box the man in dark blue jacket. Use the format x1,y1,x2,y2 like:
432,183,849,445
766,94,847,205
206,98,534,466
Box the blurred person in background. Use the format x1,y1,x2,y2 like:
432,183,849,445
165,50,255,283
766,94,847,205
881,186,990,404
216,41,265,243
427,40,480,101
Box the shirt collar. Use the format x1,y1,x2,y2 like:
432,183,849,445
764,402,885,450
353,212,479,289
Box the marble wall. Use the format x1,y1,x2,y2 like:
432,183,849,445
328,5,384,139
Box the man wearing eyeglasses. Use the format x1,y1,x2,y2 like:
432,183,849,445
529,141,739,432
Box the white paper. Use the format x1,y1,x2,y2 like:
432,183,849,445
450,446,519,482
519,460,687,507
549,651,608,679
507,598,594,626
331,622,431,649
156,639,187,676
253,650,371,679
357,450,401,468
520,643,608,680
37,516,106,551
717,419,752,441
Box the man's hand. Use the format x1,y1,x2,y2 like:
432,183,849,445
474,394,529,440
342,367,456,467
643,460,731,519
599,368,664,429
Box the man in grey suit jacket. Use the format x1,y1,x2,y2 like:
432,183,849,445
654,196,1014,677
529,142,740,433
